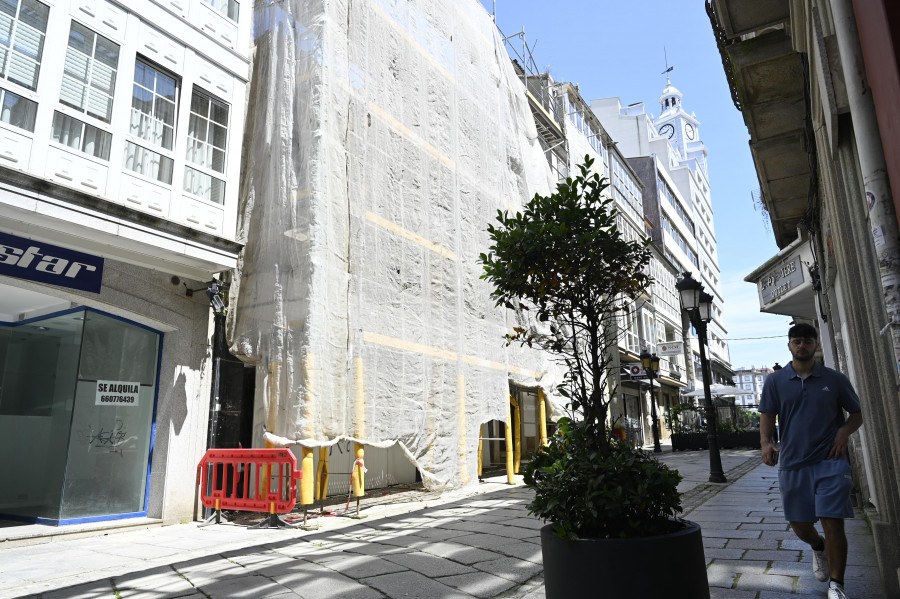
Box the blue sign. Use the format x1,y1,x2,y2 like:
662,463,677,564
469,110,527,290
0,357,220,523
0,231,104,293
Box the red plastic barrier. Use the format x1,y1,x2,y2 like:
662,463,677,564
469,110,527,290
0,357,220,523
196,448,302,515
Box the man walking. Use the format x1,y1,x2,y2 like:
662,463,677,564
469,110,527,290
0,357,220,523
760,323,863,599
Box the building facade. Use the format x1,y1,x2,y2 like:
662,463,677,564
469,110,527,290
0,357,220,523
731,366,775,408
593,85,734,396
708,0,900,594
0,0,250,525
541,79,686,449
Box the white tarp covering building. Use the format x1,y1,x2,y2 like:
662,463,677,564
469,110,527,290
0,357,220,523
227,0,559,489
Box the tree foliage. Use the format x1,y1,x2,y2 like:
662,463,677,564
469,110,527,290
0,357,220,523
480,156,683,539
480,156,652,442
524,417,683,539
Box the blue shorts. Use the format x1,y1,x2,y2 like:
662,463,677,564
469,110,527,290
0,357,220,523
778,458,854,522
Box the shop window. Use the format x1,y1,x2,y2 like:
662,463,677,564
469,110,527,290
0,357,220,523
0,308,161,524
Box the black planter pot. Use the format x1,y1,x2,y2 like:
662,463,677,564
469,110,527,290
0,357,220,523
671,430,765,450
541,520,709,599
671,432,708,450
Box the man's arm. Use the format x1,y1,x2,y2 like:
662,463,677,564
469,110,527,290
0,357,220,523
760,412,779,466
827,411,863,459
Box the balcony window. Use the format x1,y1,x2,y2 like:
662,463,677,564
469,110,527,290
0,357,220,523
0,85,35,130
130,60,176,150
183,89,229,204
51,111,111,160
60,22,119,123
0,0,48,90
202,0,239,21
125,60,177,183
124,140,173,183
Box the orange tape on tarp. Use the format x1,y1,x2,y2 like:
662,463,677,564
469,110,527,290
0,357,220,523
196,448,302,514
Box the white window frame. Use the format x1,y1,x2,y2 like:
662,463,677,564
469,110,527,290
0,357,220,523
0,84,35,131
60,20,119,124
183,87,229,205
0,0,49,91
202,0,239,21
124,58,178,184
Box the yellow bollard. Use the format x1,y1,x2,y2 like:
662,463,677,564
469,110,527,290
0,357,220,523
538,388,548,447
477,427,483,478
352,443,365,497
510,396,521,474
299,446,314,506
315,447,329,501
505,400,514,485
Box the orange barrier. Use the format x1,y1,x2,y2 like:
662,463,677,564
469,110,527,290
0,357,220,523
196,448,302,528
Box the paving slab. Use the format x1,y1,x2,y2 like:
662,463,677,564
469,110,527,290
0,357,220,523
382,551,477,577
361,570,476,599
436,571,518,598
0,448,890,599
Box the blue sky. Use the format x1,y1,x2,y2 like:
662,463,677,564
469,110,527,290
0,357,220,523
478,0,793,370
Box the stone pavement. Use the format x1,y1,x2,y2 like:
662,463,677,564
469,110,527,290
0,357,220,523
0,446,887,599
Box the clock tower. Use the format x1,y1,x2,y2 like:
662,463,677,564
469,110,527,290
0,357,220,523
655,77,708,175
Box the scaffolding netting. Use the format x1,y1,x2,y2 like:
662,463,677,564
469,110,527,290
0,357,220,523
227,0,562,490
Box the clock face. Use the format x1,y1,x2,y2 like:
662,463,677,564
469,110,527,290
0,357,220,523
659,123,675,139
685,123,695,140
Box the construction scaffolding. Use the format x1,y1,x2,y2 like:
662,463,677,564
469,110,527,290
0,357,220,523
228,0,564,491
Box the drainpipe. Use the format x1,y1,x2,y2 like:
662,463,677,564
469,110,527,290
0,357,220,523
830,0,900,372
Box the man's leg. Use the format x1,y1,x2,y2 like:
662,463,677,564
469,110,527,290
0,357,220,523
821,517,847,581
791,520,829,581
790,520,822,546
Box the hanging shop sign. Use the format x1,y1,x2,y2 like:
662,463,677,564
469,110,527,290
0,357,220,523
95,381,141,406
657,341,683,356
624,363,646,379
758,254,804,306
0,231,104,293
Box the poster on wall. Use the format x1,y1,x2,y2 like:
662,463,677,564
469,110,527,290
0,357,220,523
95,381,141,406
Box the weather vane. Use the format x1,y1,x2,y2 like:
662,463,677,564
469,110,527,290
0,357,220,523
662,47,674,84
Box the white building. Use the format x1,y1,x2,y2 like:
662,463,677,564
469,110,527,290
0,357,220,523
592,81,733,392
556,81,685,446
731,366,775,408
0,0,250,525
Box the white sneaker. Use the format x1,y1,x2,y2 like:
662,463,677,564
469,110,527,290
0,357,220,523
827,581,848,599
812,536,828,582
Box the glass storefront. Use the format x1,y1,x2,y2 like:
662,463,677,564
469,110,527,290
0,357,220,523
0,308,161,524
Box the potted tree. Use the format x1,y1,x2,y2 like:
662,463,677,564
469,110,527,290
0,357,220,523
480,157,709,598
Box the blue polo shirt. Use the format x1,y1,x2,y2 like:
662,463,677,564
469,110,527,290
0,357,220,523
759,362,861,470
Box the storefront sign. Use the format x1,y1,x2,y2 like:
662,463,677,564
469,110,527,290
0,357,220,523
624,363,646,379
0,231,104,293
758,255,804,305
657,341,683,356
95,380,140,406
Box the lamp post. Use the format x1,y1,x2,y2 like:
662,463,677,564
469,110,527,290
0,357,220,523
640,350,663,453
675,272,726,483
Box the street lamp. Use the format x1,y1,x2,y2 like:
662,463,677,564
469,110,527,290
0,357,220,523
675,272,727,483
640,350,662,453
